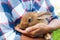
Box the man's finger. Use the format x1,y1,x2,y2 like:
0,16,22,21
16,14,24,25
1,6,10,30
19,29,28,34
25,26,39,32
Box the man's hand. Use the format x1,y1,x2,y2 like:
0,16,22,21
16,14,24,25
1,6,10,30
15,19,60,37
19,23,51,37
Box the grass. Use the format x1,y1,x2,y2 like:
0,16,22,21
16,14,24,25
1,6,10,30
52,29,60,40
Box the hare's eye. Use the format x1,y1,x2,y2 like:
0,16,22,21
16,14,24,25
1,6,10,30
28,17,32,22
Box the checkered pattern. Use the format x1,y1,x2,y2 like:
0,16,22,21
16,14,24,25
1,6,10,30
0,0,58,40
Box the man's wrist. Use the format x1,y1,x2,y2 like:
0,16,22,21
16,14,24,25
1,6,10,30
45,25,54,33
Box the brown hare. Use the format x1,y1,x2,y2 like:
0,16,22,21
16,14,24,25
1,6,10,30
15,12,52,40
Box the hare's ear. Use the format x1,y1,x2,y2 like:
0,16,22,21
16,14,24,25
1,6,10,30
37,12,52,19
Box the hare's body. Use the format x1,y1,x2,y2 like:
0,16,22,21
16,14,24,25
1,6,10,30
15,12,52,40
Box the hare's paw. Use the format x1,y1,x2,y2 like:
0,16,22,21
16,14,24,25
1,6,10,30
45,33,51,40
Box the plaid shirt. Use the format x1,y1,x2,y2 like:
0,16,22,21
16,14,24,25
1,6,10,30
0,0,58,40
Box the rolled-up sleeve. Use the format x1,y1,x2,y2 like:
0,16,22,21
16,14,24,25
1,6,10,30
45,0,58,21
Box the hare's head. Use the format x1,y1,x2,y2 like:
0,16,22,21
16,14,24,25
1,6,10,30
19,12,52,30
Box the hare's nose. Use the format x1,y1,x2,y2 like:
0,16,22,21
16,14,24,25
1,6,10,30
23,23,28,27
20,23,28,30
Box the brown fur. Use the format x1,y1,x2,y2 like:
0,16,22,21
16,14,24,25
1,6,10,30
15,12,52,40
